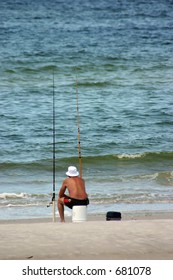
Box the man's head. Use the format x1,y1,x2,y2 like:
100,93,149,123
66,166,79,177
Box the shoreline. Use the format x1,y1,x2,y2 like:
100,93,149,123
0,209,173,224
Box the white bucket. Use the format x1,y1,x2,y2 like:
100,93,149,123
72,206,87,222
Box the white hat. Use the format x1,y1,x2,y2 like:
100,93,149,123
66,166,79,177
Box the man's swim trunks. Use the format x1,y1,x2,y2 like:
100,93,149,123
64,196,89,209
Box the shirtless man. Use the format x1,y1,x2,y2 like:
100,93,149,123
58,166,89,222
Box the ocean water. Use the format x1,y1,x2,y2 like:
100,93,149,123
0,0,173,220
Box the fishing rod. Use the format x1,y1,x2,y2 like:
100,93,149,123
52,71,56,222
52,72,56,221
47,71,56,222
76,77,82,178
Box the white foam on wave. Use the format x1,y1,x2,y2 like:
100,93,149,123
117,153,144,159
0,192,28,199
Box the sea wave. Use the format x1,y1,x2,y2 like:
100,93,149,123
0,151,173,171
0,192,51,208
0,192,50,200
117,153,145,159
0,192,28,199
116,151,173,160
1,191,172,209
91,193,173,205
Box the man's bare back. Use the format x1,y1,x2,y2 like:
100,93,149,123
60,177,88,200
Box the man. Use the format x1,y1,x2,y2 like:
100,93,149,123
58,166,89,222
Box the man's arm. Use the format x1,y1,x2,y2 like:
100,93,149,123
58,179,67,198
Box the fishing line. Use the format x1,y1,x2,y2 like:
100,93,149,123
47,71,56,222
76,77,82,178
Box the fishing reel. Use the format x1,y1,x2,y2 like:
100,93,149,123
47,201,52,207
47,194,55,207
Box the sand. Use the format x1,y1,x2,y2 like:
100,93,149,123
0,211,173,260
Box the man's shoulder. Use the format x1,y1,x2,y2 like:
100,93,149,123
63,177,70,183
63,176,84,183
